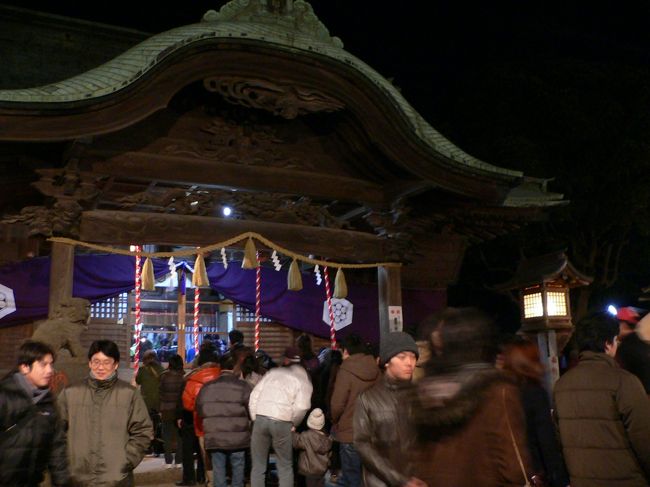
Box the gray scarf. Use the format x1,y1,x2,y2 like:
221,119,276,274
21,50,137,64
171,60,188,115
13,372,49,404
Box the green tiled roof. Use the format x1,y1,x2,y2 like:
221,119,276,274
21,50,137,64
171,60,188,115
0,0,523,179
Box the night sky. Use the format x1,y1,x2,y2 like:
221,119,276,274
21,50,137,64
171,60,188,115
4,0,650,323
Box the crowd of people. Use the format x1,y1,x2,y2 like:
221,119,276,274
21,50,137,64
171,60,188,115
1,309,650,487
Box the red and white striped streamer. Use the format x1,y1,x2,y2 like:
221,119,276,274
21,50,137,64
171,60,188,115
254,252,261,352
193,287,200,355
133,245,143,374
323,266,337,349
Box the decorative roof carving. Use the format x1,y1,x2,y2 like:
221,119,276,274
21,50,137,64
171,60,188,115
203,0,343,48
117,187,350,229
160,114,315,169
1,200,82,237
204,77,344,119
0,0,523,182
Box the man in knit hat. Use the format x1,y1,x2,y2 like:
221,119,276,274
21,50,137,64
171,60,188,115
353,332,426,487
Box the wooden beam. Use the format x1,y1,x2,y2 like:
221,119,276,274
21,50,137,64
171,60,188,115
49,242,74,318
80,210,388,262
90,152,385,205
378,266,402,340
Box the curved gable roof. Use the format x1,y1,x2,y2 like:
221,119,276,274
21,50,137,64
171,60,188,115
0,0,564,207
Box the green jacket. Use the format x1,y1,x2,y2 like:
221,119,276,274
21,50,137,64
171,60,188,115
135,361,165,410
554,351,650,487
57,374,153,487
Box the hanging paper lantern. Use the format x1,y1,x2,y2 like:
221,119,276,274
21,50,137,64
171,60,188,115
333,268,347,299
242,238,258,269
141,257,156,291
288,259,303,291
192,254,210,287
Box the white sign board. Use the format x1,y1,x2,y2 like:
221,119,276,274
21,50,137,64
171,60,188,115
388,305,403,332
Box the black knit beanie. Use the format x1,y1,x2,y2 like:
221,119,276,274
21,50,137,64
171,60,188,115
380,331,419,365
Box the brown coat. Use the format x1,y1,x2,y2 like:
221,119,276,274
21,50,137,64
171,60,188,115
554,351,650,487
330,353,380,443
412,367,532,487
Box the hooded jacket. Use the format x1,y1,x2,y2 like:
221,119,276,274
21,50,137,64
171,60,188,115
57,374,153,487
0,373,69,487
554,351,650,487
353,374,415,487
293,429,333,477
411,365,532,487
330,353,380,443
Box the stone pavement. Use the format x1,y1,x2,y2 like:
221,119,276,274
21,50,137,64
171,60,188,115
134,456,185,486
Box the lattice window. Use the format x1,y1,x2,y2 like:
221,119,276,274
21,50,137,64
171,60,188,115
235,304,272,322
91,292,129,320
546,291,567,316
523,292,543,318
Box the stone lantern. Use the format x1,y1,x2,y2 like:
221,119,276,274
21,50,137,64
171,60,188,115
497,251,592,387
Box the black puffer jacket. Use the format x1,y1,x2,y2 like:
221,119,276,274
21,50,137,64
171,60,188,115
158,369,185,421
196,370,252,450
0,373,69,487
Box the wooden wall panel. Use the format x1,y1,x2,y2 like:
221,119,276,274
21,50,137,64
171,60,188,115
0,322,32,371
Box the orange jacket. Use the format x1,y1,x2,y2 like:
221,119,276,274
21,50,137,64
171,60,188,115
182,362,221,436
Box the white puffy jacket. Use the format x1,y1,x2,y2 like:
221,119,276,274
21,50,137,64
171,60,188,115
249,364,312,426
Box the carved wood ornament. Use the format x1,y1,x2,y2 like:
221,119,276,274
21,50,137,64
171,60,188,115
203,77,344,119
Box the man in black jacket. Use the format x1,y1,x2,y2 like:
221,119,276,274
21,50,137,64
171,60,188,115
0,340,70,486
196,353,252,487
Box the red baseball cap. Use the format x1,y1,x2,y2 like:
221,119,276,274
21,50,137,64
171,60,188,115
617,307,640,325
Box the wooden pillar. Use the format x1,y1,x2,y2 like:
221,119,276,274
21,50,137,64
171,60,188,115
49,242,74,318
378,266,402,340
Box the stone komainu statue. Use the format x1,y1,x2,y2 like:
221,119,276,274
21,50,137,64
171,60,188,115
31,297,91,359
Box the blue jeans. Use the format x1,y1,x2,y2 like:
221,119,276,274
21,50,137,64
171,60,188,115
339,443,362,487
251,416,293,487
211,450,245,487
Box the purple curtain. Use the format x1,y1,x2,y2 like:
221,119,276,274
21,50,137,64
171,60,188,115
0,255,446,343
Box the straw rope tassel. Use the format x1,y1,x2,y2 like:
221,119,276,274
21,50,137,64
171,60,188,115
242,238,258,269
323,266,337,349
193,253,210,287
287,259,303,291
133,246,143,375
194,287,200,355
255,252,262,352
141,257,155,291
333,267,347,299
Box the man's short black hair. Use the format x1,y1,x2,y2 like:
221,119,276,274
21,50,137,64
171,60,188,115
229,329,244,346
197,350,219,366
168,354,184,371
575,311,619,353
220,354,236,370
88,340,120,362
341,334,366,355
17,340,55,368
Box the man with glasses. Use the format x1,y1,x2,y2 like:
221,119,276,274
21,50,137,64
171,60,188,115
58,339,153,486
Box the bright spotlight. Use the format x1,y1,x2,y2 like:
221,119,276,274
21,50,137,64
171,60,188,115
607,305,617,316
222,206,232,217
